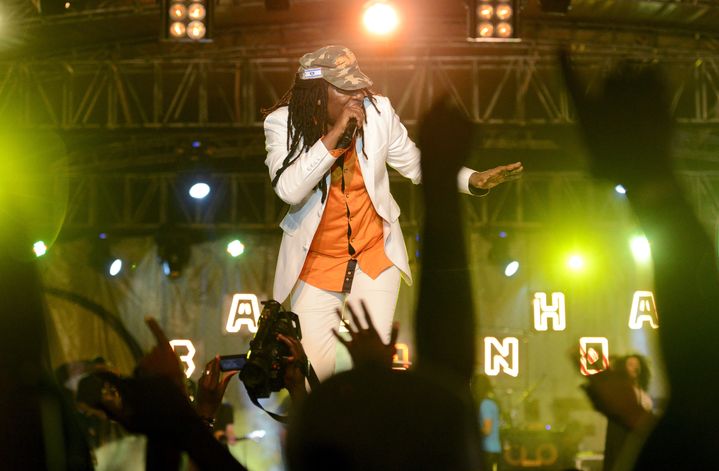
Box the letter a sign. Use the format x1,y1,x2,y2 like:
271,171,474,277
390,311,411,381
226,294,261,334
628,291,659,330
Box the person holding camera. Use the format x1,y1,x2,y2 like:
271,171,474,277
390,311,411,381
264,45,522,382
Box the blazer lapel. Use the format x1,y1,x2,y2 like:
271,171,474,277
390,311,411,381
356,134,375,201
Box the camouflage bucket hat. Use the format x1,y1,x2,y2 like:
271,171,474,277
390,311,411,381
298,45,373,91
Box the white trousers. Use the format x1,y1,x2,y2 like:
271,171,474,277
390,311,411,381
290,264,401,382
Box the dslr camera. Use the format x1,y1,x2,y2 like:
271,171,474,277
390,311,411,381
238,300,302,399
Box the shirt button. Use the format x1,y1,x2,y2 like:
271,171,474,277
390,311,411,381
346,194,350,199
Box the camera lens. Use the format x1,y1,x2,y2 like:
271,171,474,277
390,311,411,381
239,362,266,387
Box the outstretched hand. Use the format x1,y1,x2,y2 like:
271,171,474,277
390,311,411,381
470,162,523,191
333,300,399,370
559,50,674,186
196,356,238,420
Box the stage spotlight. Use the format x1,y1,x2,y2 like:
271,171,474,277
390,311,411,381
227,239,245,257
186,20,207,40
496,4,512,20
504,260,520,277
109,259,123,277
567,254,585,271
467,0,519,42
630,235,651,263
487,231,519,277
33,241,47,257
496,22,513,38
180,139,215,201
90,238,123,277
169,3,187,19
188,181,211,199
162,0,212,42
362,0,400,37
615,184,627,195
187,3,206,20
478,4,493,20
169,21,187,38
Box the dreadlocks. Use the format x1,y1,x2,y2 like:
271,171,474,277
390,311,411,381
264,74,380,202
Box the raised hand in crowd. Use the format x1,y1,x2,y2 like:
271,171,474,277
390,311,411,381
332,300,399,370
559,51,673,184
136,317,186,392
196,356,238,423
561,51,719,470
415,96,476,385
418,97,474,190
97,318,246,470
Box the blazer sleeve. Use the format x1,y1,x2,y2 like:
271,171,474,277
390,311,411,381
382,98,478,195
264,109,337,206
384,98,422,184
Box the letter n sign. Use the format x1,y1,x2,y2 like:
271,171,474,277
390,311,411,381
484,337,519,377
532,292,566,331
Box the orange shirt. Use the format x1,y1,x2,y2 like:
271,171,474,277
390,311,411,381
299,141,393,292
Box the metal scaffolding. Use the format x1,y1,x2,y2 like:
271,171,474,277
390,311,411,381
2,54,718,131
46,171,719,234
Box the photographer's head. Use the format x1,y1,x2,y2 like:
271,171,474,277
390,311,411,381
286,368,477,471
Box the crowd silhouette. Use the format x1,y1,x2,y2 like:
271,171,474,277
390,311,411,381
1,51,716,470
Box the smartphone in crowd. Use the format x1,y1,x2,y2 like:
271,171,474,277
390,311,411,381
219,354,247,372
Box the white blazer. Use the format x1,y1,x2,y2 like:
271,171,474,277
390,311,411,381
264,95,477,303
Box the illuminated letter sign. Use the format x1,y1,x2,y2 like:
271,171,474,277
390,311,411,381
170,339,196,378
579,337,609,376
393,343,411,368
484,337,519,377
532,292,566,331
628,290,659,330
226,294,261,333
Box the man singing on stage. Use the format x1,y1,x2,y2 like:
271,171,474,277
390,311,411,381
264,45,522,381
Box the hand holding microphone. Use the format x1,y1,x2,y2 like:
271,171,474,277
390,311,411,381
322,100,364,152
337,117,358,149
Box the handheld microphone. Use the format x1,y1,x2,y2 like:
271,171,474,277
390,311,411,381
337,118,358,149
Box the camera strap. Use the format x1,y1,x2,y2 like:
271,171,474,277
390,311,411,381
308,364,321,390
247,392,291,424
247,366,321,424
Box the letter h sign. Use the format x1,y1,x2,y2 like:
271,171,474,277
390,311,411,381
533,292,566,331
